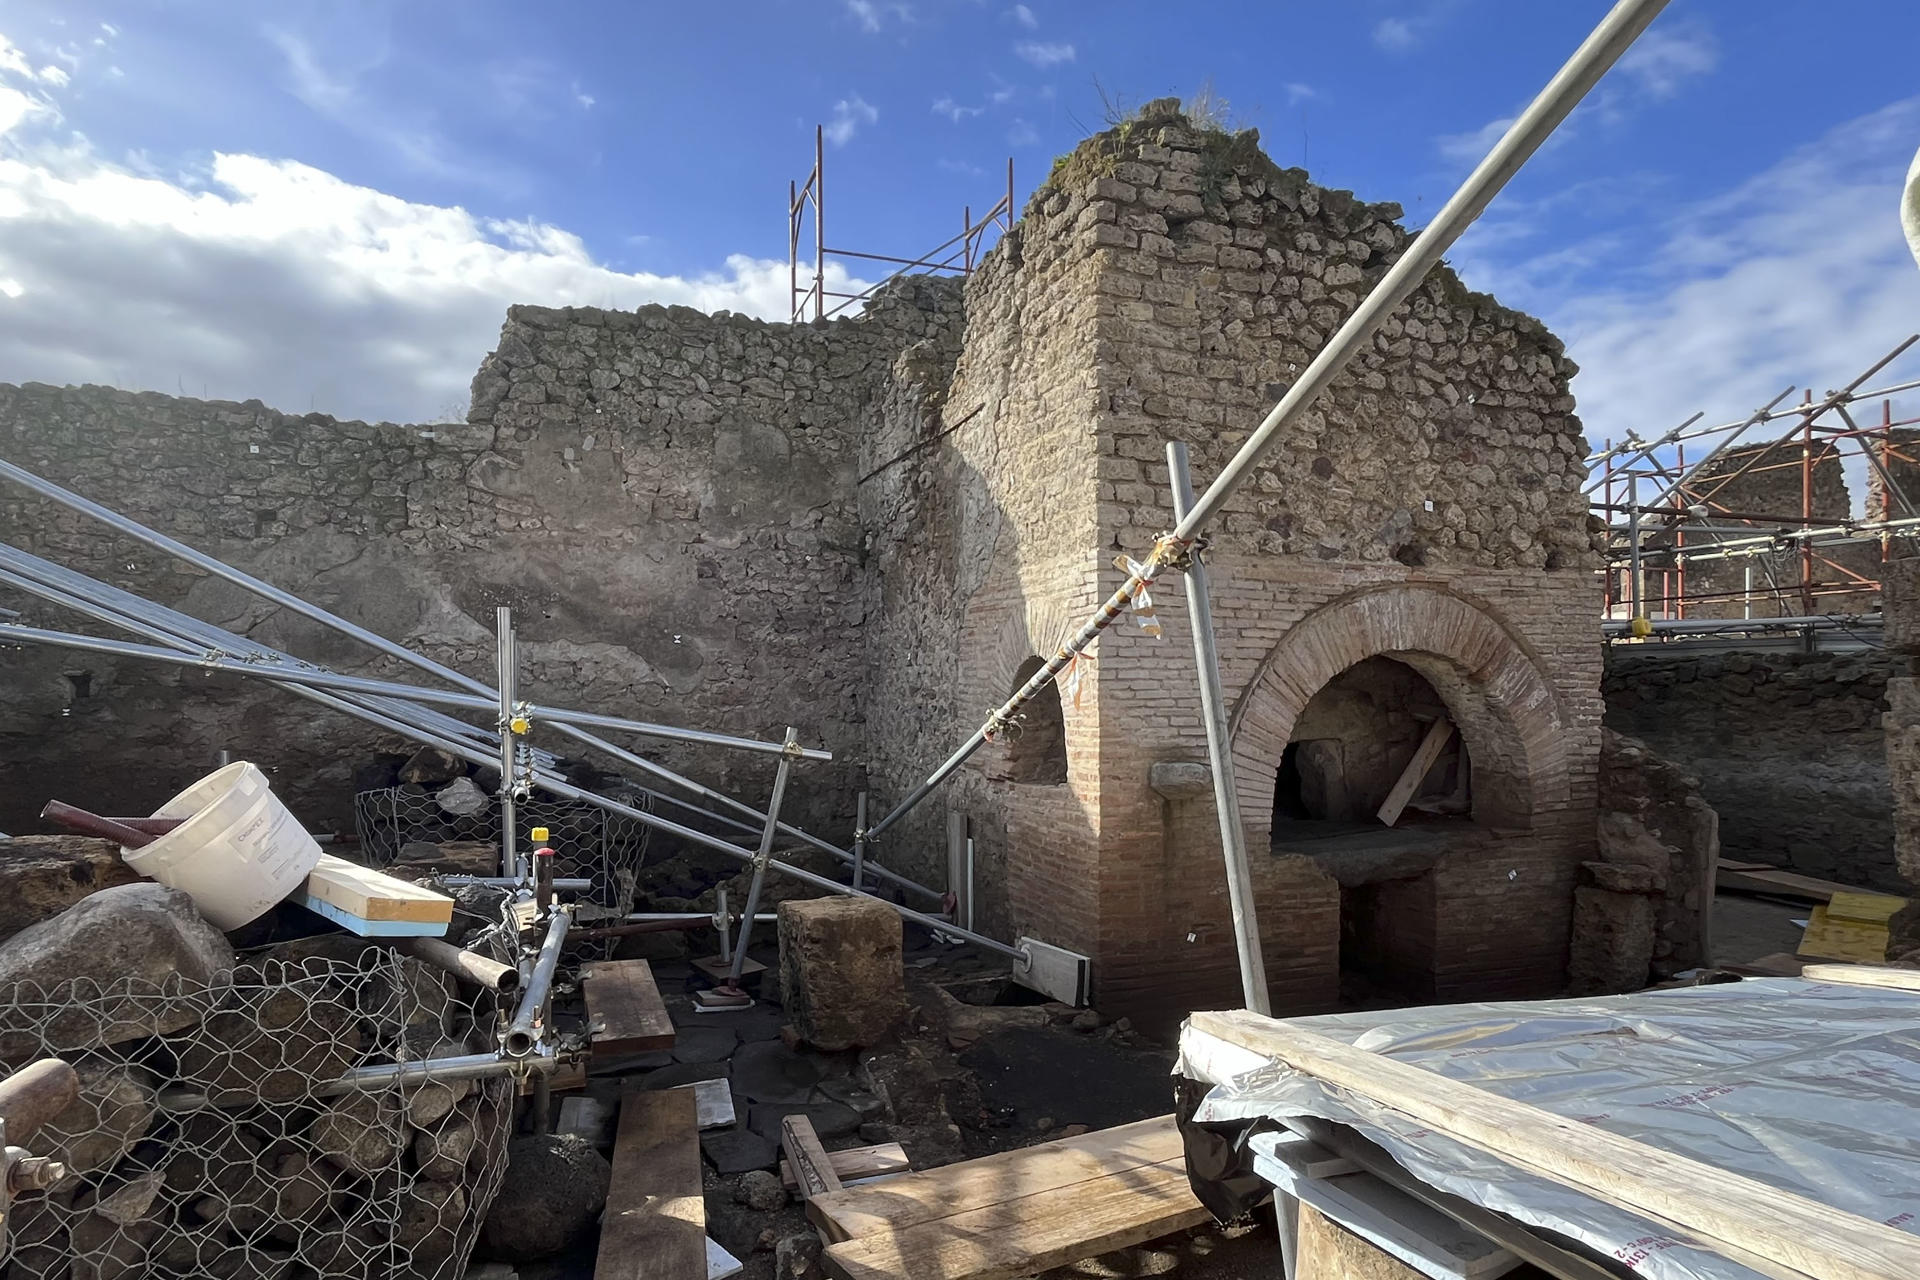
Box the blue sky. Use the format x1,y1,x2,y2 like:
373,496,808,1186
0,1,1917,454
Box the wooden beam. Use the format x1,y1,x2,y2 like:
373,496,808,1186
597,1086,705,1279
810,1115,1185,1244
782,1141,910,1191
1376,719,1454,827
1189,1008,1920,1280
781,1114,842,1202
1715,863,1866,904
818,1120,1207,1280
1799,963,1920,993
300,853,453,934
582,959,676,1057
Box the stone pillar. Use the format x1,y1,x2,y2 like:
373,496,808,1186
776,897,906,1051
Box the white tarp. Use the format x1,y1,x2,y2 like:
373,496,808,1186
1179,977,1920,1280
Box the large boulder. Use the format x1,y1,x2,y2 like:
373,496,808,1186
479,1133,610,1261
0,835,142,942
0,883,234,1060
777,896,904,1051
1567,861,1659,996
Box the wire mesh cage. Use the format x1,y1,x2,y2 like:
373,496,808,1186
353,785,652,914
1,941,513,1279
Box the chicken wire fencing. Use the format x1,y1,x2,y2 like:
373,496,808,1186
354,784,653,913
1,941,514,1279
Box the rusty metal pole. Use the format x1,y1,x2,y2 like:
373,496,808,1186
1802,393,1816,615
814,125,825,321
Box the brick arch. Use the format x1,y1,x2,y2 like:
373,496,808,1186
1228,584,1567,846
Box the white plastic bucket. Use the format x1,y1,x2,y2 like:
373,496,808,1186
122,761,323,930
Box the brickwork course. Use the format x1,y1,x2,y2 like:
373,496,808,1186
1,102,1612,1025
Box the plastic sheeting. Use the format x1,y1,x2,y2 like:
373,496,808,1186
1178,977,1920,1280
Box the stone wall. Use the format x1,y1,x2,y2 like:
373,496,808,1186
1603,647,1897,889
1881,558,1920,892
859,101,1604,1028
0,281,958,845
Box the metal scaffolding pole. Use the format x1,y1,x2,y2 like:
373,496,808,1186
723,729,799,991
496,608,520,879
1168,443,1270,1015
0,456,826,762
867,0,1671,844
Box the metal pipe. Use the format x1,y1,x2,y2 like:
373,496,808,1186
2,536,921,904
314,1052,559,1097
0,456,828,761
727,729,799,987
503,907,571,1058
0,619,1028,964
851,790,867,893
625,912,778,922
396,937,522,993
496,607,519,879
1169,442,1271,1015
867,0,1671,842
1628,478,1644,619
1602,614,1878,636
1585,374,1920,464
440,876,592,891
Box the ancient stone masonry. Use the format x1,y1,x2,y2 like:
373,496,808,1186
1605,648,1896,890
1881,558,1920,895
861,100,1603,1028
1577,730,1719,993
4,103,1610,1027
0,282,958,842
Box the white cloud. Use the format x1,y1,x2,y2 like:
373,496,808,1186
932,96,982,123
0,83,45,134
1008,4,1038,29
1451,98,1920,460
1617,23,1717,101
1436,115,1513,165
1373,18,1418,52
1285,82,1317,106
825,94,878,145
988,75,1015,106
0,139,877,423
845,1,910,32
36,64,67,87
1007,118,1038,147
1013,41,1074,68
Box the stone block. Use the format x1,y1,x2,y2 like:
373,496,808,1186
1567,884,1656,996
1147,760,1211,799
777,897,904,1051
0,883,234,1061
0,835,141,943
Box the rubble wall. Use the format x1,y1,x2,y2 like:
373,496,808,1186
0,282,958,841
1881,557,1920,887
1603,648,1897,889
857,103,1604,1026
857,176,1109,942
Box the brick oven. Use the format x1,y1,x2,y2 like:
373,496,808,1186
862,100,1604,1031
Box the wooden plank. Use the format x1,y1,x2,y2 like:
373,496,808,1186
1800,963,1920,993
598,1086,705,1280
299,894,448,938
782,1142,910,1190
1715,864,1869,904
583,959,676,1057
822,1155,1205,1280
301,853,453,926
1190,1007,1920,1280
1797,895,1904,964
1012,935,1090,1006
781,1114,843,1201
809,1115,1186,1244
1376,718,1454,827
946,812,970,927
